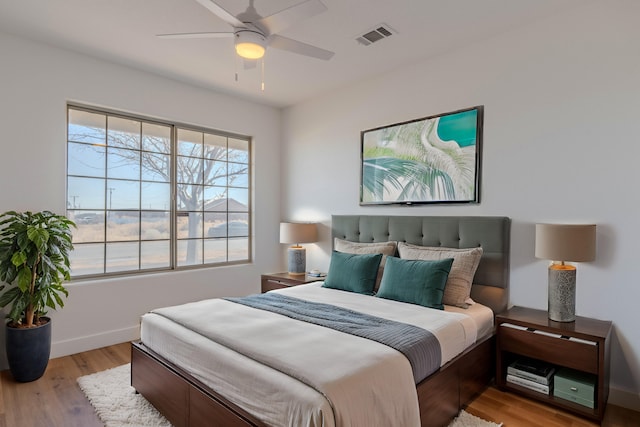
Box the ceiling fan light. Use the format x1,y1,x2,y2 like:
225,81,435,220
235,31,266,59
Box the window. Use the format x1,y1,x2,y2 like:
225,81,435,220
66,105,251,278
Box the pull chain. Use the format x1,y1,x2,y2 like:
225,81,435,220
261,57,265,91
235,54,239,82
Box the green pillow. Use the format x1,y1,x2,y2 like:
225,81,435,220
376,256,454,309
322,251,383,295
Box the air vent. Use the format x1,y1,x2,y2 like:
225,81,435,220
356,24,396,46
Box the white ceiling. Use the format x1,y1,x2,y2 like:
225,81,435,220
0,0,587,108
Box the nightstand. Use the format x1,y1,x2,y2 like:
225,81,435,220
496,306,612,422
260,272,325,293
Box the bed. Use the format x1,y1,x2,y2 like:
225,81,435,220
131,215,511,427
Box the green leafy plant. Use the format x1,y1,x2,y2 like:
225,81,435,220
0,211,75,328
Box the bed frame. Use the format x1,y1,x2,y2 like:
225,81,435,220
132,215,511,427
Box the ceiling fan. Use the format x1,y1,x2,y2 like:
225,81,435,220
158,0,334,62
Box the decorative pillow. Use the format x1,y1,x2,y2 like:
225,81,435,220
376,256,454,310
397,242,483,308
334,238,397,290
322,251,383,295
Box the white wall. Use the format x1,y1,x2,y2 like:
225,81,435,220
282,1,640,409
0,33,282,362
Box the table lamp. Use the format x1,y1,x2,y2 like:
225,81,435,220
280,222,318,275
535,223,596,322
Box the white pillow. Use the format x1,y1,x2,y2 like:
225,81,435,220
397,242,483,308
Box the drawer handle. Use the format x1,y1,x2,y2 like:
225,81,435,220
570,387,578,392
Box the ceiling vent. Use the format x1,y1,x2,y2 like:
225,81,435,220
356,24,396,46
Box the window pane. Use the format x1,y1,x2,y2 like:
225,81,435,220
228,162,248,188
107,211,140,242
68,142,105,178
204,133,227,161
230,215,248,236
178,129,203,157
177,212,203,239
228,237,249,262
108,116,141,150
141,153,170,182
177,156,204,184
141,211,170,240
106,242,139,273
228,137,249,163
177,239,203,266
70,243,105,276
228,163,249,187
68,109,106,144
204,187,227,211
207,218,248,238
141,182,170,210
107,147,140,180
228,188,249,210
107,179,140,210
142,123,171,154
177,184,203,211
204,239,227,263
70,210,105,243
204,160,227,185
204,212,226,234
67,176,105,210
141,241,170,269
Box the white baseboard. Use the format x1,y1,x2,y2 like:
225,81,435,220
50,325,140,359
609,387,640,412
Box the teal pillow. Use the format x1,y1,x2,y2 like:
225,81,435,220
322,251,383,295
376,256,454,309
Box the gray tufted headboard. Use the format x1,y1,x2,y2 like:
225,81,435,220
331,215,511,314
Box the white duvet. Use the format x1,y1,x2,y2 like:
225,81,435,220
140,283,489,427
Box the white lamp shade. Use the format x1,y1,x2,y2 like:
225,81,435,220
280,222,318,245
535,224,596,262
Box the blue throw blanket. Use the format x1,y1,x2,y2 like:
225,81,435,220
226,293,441,383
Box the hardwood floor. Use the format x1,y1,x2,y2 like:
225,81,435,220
465,386,640,427
0,342,130,427
0,342,637,427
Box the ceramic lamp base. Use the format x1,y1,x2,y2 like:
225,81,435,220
548,264,576,322
287,246,306,275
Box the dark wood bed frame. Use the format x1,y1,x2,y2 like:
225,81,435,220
132,215,511,427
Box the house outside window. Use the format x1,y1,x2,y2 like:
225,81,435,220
66,105,251,278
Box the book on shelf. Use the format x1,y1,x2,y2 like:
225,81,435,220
506,374,552,395
507,358,555,385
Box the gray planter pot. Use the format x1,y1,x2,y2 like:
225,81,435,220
5,317,52,382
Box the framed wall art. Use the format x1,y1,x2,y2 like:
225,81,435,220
360,106,483,205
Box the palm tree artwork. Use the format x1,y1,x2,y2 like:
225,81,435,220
361,107,481,204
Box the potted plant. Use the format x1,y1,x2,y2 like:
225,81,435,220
0,210,74,382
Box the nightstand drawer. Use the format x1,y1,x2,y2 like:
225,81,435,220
260,273,324,293
499,325,599,374
262,279,295,292
554,368,596,408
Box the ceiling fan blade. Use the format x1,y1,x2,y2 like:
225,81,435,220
157,32,234,39
269,34,334,60
257,0,327,35
193,0,244,28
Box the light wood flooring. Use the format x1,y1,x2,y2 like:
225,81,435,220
0,342,638,427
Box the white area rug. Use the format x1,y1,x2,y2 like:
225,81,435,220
78,364,501,427
449,410,502,427
78,364,171,427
